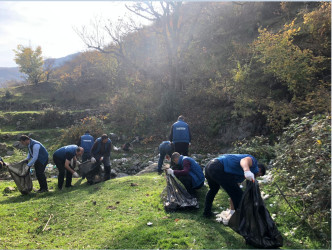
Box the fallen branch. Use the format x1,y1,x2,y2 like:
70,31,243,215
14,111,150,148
42,214,54,232
274,183,302,219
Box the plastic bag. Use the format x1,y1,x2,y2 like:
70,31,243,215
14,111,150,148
228,180,283,249
161,174,199,211
8,161,33,195
79,161,103,185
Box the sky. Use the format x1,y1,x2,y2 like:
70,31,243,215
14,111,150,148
0,1,142,67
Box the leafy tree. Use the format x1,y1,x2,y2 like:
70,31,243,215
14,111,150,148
13,45,44,85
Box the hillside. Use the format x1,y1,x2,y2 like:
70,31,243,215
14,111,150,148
0,175,326,249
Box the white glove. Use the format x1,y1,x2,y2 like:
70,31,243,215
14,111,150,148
244,171,255,181
167,169,174,176
91,157,96,163
72,172,79,178
100,157,104,162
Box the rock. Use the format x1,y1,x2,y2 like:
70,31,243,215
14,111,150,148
109,133,119,141
136,163,159,175
6,151,14,156
0,143,7,151
28,133,35,138
133,160,140,165
4,186,16,193
12,141,24,149
116,173,129,178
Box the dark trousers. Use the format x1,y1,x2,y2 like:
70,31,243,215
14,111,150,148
35,160,48,190
53,156,73,189
95,154,111,180
158,152,166,172
174,142,189,156
204,159,243,214
177,175,204,197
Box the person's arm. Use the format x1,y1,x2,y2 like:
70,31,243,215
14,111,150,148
90,142,97,158
240,157,255,181
27,144,40,167
240,157,253,172
174,159,191,176
169,125,173,142
64,159,75,174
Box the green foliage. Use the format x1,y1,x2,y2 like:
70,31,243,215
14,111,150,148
13,45,44,85
272,113,331,239
4,89,13,99
60,116,106,144
254,21,325,96
233,136,276,165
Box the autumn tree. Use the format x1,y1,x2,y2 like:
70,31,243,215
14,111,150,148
13,45,44,85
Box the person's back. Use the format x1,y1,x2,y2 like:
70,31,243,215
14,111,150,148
169,115,191,156
80,132,94,161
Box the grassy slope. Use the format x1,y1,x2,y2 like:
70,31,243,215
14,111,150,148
0,173,325,249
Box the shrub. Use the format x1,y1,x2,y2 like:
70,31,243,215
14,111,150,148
60,116,106,145
232,135,276,165
272,113,331,239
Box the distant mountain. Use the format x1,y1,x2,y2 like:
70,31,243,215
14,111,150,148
0,52,80,87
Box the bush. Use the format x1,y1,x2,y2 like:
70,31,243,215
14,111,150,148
272,113,331,239
232,136,276,165
60,116,106,145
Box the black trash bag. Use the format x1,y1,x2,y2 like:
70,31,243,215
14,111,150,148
228,180,283,249
7,161,33,195
79,161,104,185
161,174,199,211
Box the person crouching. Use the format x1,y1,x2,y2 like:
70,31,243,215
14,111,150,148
167,152,205,197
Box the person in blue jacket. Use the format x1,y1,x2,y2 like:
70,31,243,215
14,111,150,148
53,145,84,190
167,152,205,197
78,131,94,162
203,154,266,217
157,141,173,174
169,115,191,156
19,135,49,193
90,134,112,181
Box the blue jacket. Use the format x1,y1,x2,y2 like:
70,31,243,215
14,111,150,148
92,137,112,157
217,154,259,183
178,156,205,188
171,119,191,143
29,139,49,165
53,145,78,162
159,141,173,156
80,133,94,154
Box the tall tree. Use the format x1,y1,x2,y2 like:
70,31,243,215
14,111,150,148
13,45,44,85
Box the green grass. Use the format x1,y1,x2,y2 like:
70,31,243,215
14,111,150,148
0,174,328,249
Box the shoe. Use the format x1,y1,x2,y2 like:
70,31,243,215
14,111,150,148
37,189,48,193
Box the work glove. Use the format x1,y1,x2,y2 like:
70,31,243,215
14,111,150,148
167,168,174,176
24,163,30,173
22,159,29,164
100,157,104,162
244,171,255,181
91,157,96,163
72,172,79,178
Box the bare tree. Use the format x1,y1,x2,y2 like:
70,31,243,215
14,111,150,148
76,1,203,91
126,1,203,90
75,15,147,75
